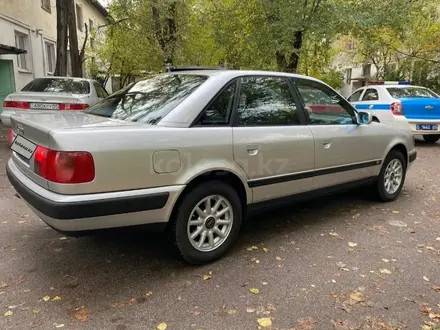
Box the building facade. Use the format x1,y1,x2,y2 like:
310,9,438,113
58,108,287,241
0,0,109,110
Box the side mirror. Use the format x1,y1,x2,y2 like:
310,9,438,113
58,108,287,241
357,111,373,125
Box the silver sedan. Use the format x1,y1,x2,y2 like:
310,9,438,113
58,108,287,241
1,76,108,126
6,68,417,264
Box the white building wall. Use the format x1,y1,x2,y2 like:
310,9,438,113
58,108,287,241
0,0,108,92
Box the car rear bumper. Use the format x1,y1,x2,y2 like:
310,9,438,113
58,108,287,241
0,111,12,126
406,119,440,135
6,158,184,232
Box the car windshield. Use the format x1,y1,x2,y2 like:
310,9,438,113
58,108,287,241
21,78,90,94
386,87,439,99
84,74,208,125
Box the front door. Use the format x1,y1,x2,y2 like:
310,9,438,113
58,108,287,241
292,78,385,189
0,60,15,113
232,75,315,203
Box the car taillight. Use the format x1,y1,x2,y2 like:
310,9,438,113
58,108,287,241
3,101,30,109
7,129,15,145
59,103,89,110
390,102,404,116
34,146,95,184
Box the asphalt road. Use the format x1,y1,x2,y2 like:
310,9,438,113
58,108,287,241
1,124,440,330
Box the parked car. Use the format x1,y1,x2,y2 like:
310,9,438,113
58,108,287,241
6,68,417,264
1,76,109,127
348,82,440,143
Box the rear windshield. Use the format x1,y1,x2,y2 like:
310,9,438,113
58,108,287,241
386,87,439,99
84,74,208,125
21,78,90,94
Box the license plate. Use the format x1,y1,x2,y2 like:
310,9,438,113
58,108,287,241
10,135,37,160
29,102,59,110
416,124,438,130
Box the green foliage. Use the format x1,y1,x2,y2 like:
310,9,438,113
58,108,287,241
89,0,440,90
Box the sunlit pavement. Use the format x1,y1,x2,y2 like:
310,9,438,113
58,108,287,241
1,123,439,330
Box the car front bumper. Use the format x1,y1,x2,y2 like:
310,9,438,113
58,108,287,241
6,158,184,233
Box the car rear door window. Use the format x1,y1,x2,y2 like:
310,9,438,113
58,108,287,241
196,81,237,126
293,78,356,125
21,78,90,94
362,88,379,101
236,76,300,126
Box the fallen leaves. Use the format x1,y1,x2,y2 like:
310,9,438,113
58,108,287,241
4,311,13,317
246,246,259,251
54,324,65,328
348,242,358,248
73,306,89,322
257,317,272,328
341,287,366,313
202,271,212,280
391,210,400,214
424,276,431,282
379,268,392,275
262,247,269,253
157,322,167,330
52,296,62,301
42,296,51,302
433,285,440,293
381,258,390,263
249,288,260,294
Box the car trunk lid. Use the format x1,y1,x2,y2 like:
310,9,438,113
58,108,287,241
400,98,440,120
9,113,142,189
6,92,85,111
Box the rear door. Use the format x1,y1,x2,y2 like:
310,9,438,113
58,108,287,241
92,81,109,105
291,78,385,189
232,75,315,203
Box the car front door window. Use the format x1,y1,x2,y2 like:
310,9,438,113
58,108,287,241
348,90,363,102
293,79,356,125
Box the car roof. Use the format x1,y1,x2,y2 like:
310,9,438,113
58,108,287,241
35,76,93,82
167,69,323,83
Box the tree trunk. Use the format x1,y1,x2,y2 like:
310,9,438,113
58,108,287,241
54,0,68,76
275,51,287,72
151,0,177,67
67,0,82,77
286,31,303,73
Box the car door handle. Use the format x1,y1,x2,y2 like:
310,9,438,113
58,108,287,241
322,140,332,149
246,145,259,156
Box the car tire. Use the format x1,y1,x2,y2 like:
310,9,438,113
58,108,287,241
170,181,242,265
375,150,407,202
423,135,440,143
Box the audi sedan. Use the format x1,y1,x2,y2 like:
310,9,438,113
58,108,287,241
6,68,417,264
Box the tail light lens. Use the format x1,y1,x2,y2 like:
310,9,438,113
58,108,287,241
59,103,89,110
3,101,30,109
390,102,403,116
34,146,95,184
7,129,15,145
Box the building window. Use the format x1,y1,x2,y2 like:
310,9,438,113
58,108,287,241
345,68,352,85
76,4,84,32
15,31,29,71
45,41,56,74
89,19,94,32
41,0,51,12
362,64,372,78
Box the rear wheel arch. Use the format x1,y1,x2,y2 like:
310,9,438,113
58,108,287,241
170,170,249,225
372,116,380,122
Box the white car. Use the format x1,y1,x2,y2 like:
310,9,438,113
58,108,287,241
1,77,109,127
348,82,440,143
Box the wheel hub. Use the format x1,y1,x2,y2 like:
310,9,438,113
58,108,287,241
204,216,215,229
